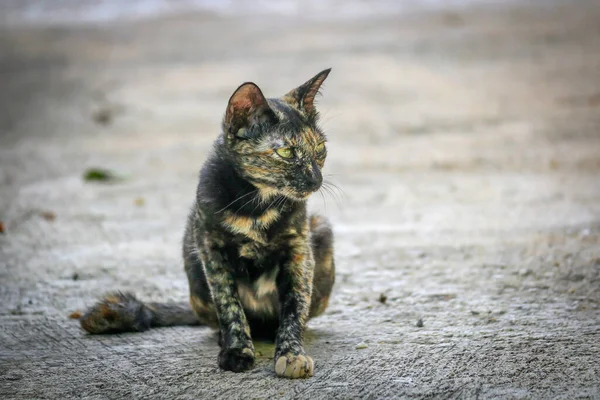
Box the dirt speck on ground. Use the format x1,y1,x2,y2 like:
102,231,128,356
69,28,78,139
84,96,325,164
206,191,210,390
1,1,599,399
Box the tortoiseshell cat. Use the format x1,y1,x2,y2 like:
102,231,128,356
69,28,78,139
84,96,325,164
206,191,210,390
77,69,335,379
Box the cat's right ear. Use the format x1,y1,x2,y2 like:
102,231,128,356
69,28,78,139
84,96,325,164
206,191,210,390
223,82,275,139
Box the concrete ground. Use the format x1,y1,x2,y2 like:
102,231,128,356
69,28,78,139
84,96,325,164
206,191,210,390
1,1,599,399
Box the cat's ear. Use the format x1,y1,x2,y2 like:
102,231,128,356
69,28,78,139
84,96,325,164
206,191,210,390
224,82,275,139
282,68,331,115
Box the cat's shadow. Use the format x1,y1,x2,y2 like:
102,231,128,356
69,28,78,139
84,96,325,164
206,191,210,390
195,326,336,359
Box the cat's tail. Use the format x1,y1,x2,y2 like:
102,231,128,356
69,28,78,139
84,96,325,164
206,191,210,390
71,292,200,334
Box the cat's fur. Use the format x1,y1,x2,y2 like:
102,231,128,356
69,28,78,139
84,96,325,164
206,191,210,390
77,69,335,379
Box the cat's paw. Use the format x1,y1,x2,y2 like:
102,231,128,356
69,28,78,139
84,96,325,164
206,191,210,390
218,347,255,372
274,353,314,379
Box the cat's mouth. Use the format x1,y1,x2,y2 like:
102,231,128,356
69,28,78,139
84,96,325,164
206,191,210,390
276,180,322,201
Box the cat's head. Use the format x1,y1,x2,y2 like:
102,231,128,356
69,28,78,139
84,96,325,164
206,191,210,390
221,69,331,201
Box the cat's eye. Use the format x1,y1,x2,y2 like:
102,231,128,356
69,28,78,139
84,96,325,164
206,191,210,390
276,147,294,159
316,142,326,153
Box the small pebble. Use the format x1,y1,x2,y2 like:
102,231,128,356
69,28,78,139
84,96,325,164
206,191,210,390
355,342,368,349
416,318,424,328
40,210,56,221
5,373,22,381
519,268,532,277
93,108,112,125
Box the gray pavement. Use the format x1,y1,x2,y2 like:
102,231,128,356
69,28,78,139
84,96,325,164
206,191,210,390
1,2,599,398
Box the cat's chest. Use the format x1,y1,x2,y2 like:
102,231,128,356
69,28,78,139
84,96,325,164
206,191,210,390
238,240,276,260
217,206,307,265
234,251,282,316
235,239,286,272
221,209,281,245
236,266,280,316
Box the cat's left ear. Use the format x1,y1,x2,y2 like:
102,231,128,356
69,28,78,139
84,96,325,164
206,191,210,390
282,68,331,115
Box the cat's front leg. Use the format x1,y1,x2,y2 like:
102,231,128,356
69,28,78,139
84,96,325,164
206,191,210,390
274,245,315,379
200,244,255,372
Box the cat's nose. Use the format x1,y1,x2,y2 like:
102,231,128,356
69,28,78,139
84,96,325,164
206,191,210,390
306,161,322,191
307,175,322,190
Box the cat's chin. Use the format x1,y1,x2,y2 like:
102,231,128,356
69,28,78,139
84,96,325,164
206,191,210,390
283,191,313,202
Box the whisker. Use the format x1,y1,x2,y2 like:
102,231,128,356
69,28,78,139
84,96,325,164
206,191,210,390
274,195,287,212
257,189,289,215
267,194,284,212
317,188,328,211
322,187,338,209
214,189,258,214
249,191,272,215
324,181,348,201
321,182,345,209
233,192,261,215
324,181,347,197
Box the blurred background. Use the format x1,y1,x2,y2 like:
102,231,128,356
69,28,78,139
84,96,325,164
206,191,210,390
1,0,599,398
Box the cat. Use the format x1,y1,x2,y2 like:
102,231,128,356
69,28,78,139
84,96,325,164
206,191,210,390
76,69,336,379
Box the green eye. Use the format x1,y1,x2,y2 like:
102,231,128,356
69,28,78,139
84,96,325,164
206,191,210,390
276,147,294,159
316,142,326,153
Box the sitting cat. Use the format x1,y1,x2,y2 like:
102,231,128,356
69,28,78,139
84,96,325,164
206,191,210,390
76,69,335,379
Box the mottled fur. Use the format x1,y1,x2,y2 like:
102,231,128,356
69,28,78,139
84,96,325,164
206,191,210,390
76,70,336,379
